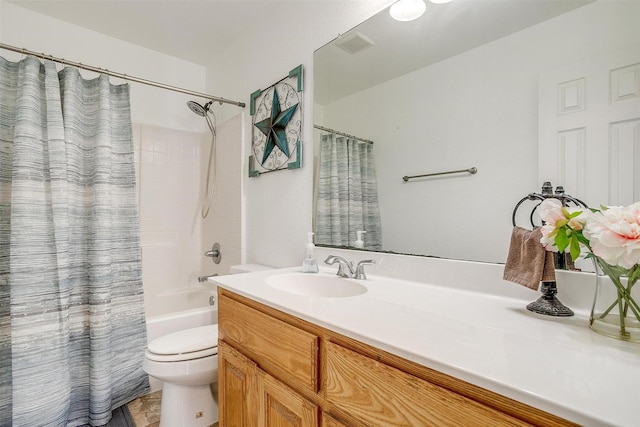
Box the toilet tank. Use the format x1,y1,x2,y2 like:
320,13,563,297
229,264,272,274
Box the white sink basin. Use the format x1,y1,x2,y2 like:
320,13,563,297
266,273,367,298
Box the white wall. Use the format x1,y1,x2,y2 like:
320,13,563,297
205,0,390,268
0,1,206,133
0,1,238,318
319,0,639,263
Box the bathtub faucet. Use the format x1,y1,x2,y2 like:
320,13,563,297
197,273,218,283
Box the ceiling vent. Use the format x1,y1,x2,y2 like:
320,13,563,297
335,32,374,54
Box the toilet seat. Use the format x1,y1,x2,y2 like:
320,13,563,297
146,324,218,362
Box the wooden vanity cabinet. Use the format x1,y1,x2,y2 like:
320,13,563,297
218,288,577,427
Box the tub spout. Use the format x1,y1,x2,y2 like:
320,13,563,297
198,274,218,283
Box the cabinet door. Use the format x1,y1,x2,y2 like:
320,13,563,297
321,413,350,427
219,340,257,427
257,368,318,427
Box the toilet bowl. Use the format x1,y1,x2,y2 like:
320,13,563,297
143,264,271,426
143,324,219,427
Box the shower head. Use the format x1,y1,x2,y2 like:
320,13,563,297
188,99,217,139
187,100,213,117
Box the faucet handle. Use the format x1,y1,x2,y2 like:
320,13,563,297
354,259,376,280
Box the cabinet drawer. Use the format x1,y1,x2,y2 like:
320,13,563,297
325,342,531,427
219,293,319,392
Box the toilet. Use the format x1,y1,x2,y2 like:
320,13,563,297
143,325,219,427
143,264,271,427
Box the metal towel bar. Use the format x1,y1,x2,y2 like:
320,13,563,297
402,167,477,182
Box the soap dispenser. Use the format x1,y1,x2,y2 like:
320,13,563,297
354,230,366,249
301,232,319,273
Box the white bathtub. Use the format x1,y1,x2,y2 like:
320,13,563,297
145,285,218,341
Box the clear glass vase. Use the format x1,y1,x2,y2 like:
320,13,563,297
590,258,640,343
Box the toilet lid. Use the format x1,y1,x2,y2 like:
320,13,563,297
147,324,218,360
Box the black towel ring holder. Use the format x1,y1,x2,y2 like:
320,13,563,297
511,182,588,228
511,182,588,317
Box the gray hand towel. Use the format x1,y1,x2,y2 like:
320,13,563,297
503,226,556,290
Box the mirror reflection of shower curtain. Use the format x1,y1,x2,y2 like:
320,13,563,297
315,133,382,250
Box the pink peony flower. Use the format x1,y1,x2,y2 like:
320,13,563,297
583,202,640,269
566,208,589,230
540,224,559,252
537,198,591,258
538,198,564,226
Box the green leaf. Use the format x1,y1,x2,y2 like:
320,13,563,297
569,236,581,261
555,230,570,253
629,265,640,285
576,233,589,245
567,211,583,219
575,233,592,251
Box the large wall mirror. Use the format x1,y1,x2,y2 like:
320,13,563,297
313,0,640,264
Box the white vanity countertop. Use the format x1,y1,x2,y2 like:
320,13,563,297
212,267,640,427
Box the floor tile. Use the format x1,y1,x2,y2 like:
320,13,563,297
127,391,161,427
127,390,218,427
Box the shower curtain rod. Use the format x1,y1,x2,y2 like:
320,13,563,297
0,42,245,108
314,124,374,144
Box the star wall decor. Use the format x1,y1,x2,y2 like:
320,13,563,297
254,88,297,163
249,65,303,177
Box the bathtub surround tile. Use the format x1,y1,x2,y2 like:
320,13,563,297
137,124,206,317
137,117,242,319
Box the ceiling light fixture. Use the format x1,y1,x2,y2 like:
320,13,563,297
429,0,452,4
389,0,426,22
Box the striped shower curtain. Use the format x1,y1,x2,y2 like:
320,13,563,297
315,133,382,250
0,56,149,426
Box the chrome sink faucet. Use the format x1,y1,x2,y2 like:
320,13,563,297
324,255,354,278
324,256,376,280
